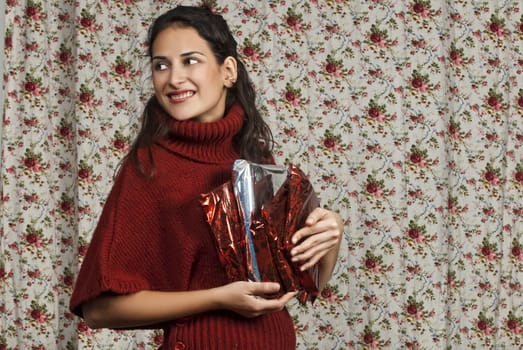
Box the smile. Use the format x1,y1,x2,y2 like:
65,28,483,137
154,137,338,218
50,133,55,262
169,91,195,102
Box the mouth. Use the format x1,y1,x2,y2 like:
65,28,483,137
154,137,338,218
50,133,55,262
167,90,195,103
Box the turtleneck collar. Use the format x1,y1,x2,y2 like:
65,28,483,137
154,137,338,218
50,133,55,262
156,103,244,164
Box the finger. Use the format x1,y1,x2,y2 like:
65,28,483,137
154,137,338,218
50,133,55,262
291,209,326,244
299,254,324,271
279,291,297,304
292,226,314,245
251,291,296,314
263,291,297,307
293,243,331,270
304,207,329,225
249,282,281,296
292,211,339,244
291,230,338,257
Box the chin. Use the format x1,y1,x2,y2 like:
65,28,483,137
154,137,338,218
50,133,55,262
161,105,197,121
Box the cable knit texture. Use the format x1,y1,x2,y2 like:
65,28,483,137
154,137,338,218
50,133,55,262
69,104,296,349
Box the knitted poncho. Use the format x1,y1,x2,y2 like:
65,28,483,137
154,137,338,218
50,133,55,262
69,104,296,349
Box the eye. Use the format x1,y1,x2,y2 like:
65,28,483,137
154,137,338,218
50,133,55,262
184,57,199,65
153,62,169,71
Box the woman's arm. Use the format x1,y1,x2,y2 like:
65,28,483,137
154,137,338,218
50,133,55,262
82,281,296,329
290,207,343,291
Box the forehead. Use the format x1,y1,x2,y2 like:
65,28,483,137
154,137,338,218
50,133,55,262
151,25,212,56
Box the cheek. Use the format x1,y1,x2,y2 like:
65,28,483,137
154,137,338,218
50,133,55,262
198,68,225,87
152,70,168,85
152,76,165,93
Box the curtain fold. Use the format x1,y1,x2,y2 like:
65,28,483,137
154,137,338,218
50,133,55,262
1,0,522,349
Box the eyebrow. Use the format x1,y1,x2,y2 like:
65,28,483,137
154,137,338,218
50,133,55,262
152,51,205,61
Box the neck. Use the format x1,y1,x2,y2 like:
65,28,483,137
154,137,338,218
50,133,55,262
157,103,245,163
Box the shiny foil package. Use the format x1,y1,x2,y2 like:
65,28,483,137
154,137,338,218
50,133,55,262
201,160,320,304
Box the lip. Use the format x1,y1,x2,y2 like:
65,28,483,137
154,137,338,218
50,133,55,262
167,90,195,103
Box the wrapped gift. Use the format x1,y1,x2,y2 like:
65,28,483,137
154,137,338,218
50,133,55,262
201,160,319,304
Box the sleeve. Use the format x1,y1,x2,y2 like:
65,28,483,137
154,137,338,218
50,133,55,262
69,158,167,319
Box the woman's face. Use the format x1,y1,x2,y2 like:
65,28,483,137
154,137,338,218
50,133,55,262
151,25,237,123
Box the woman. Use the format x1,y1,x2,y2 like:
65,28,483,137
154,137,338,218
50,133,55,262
70,5,342,349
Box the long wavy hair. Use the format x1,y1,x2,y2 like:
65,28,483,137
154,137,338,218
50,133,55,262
123,5,274,177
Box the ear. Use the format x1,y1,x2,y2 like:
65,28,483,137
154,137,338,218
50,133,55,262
222,56,238,88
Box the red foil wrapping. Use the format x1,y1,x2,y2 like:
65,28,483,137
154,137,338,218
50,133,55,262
200,160,319,304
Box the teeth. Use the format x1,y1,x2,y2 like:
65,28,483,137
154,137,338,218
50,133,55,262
170,91,194,101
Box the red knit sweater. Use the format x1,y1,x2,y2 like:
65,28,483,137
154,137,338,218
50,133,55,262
69,104,296,349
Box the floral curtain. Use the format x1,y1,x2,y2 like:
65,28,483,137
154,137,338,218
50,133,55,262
2,0,522,349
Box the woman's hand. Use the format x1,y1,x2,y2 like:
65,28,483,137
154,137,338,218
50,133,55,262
216,281,296,318
290,207,343,290
82,281,296,329
82,209,342,330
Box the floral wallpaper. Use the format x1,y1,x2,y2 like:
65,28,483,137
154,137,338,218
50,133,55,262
1,0,522,349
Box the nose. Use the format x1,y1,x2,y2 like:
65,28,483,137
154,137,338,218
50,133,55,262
168,65,186,87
